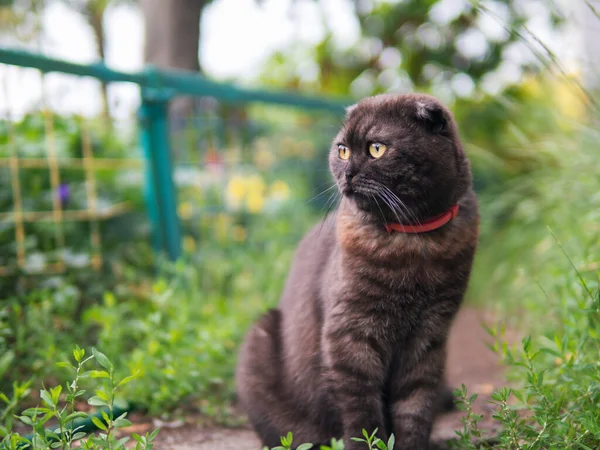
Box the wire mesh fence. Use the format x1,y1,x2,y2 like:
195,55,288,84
0,64,144,276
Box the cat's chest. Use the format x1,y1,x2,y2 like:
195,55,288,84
323,255,440,317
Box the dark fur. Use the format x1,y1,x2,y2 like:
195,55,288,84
236,93,479,450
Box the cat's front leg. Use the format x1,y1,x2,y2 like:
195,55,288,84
323,326,388,450
390,344,446,450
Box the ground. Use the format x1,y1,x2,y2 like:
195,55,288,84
129,307,510,449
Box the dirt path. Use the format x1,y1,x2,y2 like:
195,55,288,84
141,307,508,449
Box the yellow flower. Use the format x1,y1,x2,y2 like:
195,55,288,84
231,225,248,242
247,174,266,192
178,202,194,220
270,180,291,202
226,175,247,210
246,189,265,214
225,173,267,214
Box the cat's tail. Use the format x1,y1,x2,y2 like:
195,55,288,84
235,309,286,447
236,309,328,448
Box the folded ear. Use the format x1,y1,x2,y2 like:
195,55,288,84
415,101,448,134
345,103,358,117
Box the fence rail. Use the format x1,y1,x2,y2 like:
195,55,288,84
0,46,348,264
0,47,348,112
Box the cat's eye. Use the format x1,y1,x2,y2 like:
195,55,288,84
338,145,350,160
369,143,387,159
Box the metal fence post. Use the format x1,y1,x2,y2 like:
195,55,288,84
139,88,181,261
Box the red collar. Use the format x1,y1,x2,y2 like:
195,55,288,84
385,204,459,234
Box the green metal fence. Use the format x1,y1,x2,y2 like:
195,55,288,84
0,47,347,269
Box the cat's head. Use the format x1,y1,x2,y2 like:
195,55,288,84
329,93,471,223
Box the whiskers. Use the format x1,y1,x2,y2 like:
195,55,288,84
309,182,341,237
368,192,387,227
307,182,338,205
360,180,426,249
307,179,426,249
381,185,422,228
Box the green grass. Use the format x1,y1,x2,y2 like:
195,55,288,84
2,76,600,448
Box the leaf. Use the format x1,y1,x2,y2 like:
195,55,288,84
19,415,34,426
113,418,133,429
297,444,314,450
375,439,387,450
116,372,140,389
116,436,130,447
537,371,544,388
40,389,55,408
149,428,160,440
92,348,113,371
65,412,89,422
87,370,110,379
46,430,60,440
50,385,62,404
56,362,75,370
72,432,87,441
88,396,109,407
387,434,395,450
91,416,108,432
0,350,15,379
95,390,110,402
115,412,129,421
73,347,85,363
22,407,52,416
351,438,365,442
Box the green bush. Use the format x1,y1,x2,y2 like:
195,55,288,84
0,346,159,449
457,84,600,447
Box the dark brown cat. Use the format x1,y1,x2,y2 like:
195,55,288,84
236,93,479,450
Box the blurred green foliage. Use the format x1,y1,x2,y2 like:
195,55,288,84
0,106,334,419
261,0,563,98
454,114,600,447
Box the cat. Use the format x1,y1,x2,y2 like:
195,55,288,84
235,93,479,450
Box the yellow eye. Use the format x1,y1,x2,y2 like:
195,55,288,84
369,143,387,158
338,145,350,160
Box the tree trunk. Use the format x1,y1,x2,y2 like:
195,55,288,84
141,0,206,118
88,6,110,121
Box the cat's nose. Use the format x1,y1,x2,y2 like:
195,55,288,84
345,171,355,184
